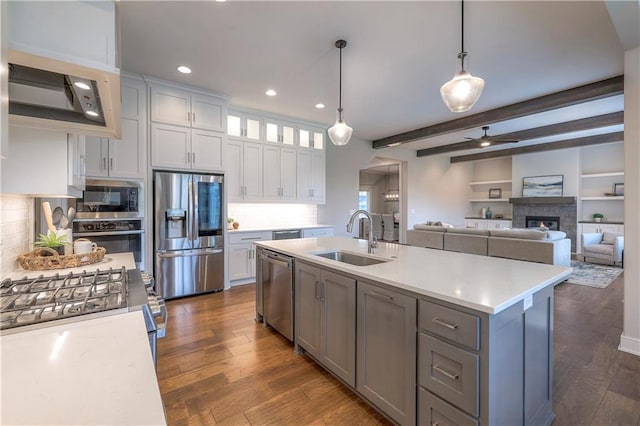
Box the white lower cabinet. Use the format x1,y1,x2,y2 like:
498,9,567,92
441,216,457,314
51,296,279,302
296,262,356,386
228,231,271,284
465,219,511,229
357,281,417,426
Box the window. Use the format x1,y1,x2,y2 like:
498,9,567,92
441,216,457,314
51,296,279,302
358,190,370,211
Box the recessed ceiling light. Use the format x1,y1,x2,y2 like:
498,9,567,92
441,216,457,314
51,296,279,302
315,103,325,109
480,141,491,147
177,65,192,74
73,81,91,90
86,111,99,117
215,0,226,2
265,89,277,96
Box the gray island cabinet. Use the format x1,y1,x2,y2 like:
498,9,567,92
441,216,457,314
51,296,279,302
255,237,570,426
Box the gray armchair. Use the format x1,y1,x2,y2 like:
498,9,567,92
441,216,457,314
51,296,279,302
582,232,624,266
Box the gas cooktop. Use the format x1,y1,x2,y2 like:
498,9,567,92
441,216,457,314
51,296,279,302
0,268,128,330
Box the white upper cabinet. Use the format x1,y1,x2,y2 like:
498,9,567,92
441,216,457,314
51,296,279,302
8,1,117,71
265,119,296,146
298,126,325,150
85,77,147,179
149,81,226,172
225,140,263,202
263,146,297,201
227,110,263,142
151,124,223,172
151,85,225,132
2,127,85,197
297,150,325,204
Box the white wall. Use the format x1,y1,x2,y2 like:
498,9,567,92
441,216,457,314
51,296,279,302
621,46,640,356
512,148,580,197
407,155,471,227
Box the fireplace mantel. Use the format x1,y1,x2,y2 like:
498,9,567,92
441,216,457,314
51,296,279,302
509,197,577,205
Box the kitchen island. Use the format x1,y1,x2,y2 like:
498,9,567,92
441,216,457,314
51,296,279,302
255,237,572,426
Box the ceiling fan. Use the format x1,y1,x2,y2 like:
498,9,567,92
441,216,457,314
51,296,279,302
466,126,519,148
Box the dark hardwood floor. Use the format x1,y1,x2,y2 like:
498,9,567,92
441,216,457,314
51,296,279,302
157,274,640,425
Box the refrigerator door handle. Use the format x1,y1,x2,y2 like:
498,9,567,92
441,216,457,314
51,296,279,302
157,248,224,258
192,177,199,243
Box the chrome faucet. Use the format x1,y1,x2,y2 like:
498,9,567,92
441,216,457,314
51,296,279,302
346,210,378,254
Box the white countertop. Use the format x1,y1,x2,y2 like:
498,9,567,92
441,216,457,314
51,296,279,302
227,224,334,233
256,237,572,314
0,311,166,425
3,252,137,280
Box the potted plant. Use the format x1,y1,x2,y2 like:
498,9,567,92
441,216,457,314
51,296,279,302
227,217,235,230
34,231,69,255
592,213,604,223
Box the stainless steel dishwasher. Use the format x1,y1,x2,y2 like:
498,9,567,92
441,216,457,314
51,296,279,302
259,248,294,341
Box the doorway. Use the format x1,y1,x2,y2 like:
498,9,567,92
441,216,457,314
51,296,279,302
358,161,402,243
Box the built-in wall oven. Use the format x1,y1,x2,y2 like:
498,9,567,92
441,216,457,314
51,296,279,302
35,180,146,270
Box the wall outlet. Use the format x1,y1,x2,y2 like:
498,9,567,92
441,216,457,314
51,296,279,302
523,295,533,311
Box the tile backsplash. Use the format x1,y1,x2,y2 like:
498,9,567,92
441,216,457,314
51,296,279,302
1,196,34,276
228,203,317,229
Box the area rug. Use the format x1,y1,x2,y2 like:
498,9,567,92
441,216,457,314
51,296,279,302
564,261,623,288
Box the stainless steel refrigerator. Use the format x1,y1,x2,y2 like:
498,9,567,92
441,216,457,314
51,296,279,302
154,171,224,299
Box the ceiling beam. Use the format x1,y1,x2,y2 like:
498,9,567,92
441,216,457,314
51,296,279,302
449,131,624,163
372,75,624,149
416,111,624,157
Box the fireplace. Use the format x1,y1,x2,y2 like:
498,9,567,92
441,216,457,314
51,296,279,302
526,216,560,230
510,196,577,252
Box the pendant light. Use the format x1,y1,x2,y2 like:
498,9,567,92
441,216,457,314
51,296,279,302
328,39,353,146
440,0,485,113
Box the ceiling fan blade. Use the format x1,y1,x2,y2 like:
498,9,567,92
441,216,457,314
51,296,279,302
491,140,519,144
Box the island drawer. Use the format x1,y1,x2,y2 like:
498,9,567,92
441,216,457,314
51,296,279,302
419,333,479,417
419,299,480,350
418,387,478,426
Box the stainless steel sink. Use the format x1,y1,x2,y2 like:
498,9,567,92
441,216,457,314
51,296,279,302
313,250,391,266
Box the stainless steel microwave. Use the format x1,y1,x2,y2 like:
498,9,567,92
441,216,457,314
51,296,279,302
76,179,143,219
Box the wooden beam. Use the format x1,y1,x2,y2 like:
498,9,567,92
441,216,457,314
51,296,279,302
416,111,624,157
372,75,624,149
449,131,624,163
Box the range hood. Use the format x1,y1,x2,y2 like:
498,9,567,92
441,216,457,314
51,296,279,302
8,50,121,138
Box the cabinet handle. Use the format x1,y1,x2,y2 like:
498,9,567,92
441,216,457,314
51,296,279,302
102,157,107,170
433,364,460,381
247,250,251,259
188,111,191,122
369,291,393,301
192,152,196,164
315,281,320,300
432,317,459,330
109,158,113,170
193,112,196,123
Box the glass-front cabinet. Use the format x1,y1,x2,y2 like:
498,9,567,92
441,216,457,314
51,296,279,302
227,110,262,142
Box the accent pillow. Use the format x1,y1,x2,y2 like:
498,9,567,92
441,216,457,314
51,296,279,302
544,230,567,241
602,232,621,245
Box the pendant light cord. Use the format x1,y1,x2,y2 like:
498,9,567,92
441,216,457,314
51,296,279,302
460,0,466,70
338,45,343,120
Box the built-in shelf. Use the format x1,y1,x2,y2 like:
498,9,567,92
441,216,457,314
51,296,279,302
469,179,512,186
581,196,624,201
580,171,624,178
469,198,510,202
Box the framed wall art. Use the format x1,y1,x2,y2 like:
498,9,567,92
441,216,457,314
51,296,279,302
488,188,502,199
522,175,564,197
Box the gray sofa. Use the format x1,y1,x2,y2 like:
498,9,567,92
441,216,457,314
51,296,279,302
407,225,571,266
